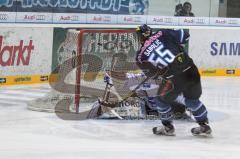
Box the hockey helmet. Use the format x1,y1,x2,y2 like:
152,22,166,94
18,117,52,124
136,24,152,42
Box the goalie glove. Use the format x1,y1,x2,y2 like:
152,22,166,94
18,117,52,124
104,72,113,86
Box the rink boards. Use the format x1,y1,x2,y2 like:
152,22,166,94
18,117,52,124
0,26,240,86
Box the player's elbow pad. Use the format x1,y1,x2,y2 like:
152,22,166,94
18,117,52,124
181,30,190,44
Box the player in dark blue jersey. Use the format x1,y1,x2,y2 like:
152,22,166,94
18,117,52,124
135,24,212,136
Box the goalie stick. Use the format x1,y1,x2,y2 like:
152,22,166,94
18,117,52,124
98,81,123,120
87,79,124,119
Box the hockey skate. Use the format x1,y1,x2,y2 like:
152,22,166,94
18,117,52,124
191,122,212,137
153,123,175,136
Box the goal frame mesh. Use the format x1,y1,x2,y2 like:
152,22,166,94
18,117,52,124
75,29,136,113
27,28,139,113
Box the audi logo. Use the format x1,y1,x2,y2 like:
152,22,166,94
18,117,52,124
71,16,78,21
196,18,205,24
0,14,8,20
164,18,173,23
229,19,238,25
36,15,46,21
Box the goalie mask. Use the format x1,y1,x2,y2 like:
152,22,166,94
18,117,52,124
136,24,152,43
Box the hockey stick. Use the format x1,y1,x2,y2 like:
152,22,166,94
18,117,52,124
87,81,123,119
99,74,152,109
109,54,152,101
121,75,151,101
100,81,123,120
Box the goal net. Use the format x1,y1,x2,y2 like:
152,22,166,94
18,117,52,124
27,29,140,113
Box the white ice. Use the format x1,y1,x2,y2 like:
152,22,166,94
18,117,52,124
0,77,240,159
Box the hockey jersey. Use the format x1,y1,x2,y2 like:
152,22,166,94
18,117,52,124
136,29,193,79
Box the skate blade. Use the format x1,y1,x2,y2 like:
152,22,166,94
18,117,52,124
192,132,213,138
154,133,176,136
153,131,176,136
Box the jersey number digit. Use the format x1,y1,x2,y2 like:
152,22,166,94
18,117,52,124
148,44,175,68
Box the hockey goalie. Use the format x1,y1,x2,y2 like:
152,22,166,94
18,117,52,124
87,71,190,120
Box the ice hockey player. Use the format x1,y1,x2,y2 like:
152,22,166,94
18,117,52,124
103,71,189,120
135,24,212,136
87,71,189,120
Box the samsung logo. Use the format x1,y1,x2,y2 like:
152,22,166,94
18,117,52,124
210,42,240,56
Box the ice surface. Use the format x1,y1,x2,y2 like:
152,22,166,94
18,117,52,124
0,77,240,159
